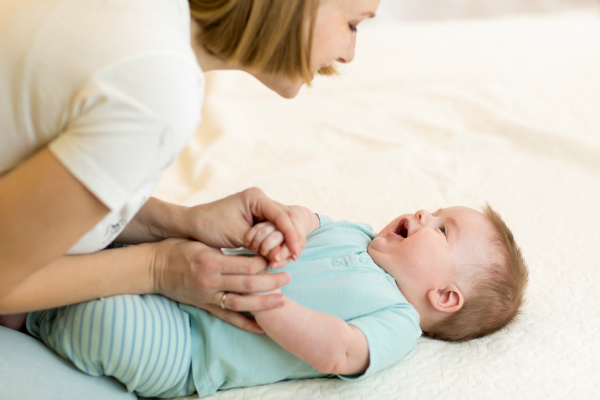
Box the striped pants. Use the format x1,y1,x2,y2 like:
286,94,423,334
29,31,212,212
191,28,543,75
27,295,196,398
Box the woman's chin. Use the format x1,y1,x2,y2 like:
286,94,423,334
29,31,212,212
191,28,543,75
253,71,304,99
271,78,304,99
277,84,303,99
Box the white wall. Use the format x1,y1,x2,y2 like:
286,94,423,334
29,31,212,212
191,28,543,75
374,0,599,22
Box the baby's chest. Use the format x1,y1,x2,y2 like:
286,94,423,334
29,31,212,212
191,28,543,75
282,256,398,320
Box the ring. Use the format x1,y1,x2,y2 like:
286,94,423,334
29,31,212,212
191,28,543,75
220,293,228,310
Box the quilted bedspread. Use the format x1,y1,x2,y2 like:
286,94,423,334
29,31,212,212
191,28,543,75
153,10,600,400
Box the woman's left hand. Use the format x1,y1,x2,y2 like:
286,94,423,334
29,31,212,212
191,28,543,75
151,237,289,333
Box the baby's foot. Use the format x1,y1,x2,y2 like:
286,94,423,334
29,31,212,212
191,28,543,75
0,313,27,331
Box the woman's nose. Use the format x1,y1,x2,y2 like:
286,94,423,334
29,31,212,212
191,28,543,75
337,36,356,64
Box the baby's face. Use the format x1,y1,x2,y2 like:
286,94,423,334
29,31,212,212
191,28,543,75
367,206,495,306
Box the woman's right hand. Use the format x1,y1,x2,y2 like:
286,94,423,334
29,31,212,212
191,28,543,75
184,188,306,263
150,238,290,334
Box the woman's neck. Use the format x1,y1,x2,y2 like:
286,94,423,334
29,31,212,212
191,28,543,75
190,17,236,72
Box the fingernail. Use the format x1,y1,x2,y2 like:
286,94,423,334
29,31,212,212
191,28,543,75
284,273,291,284
274,296,285,307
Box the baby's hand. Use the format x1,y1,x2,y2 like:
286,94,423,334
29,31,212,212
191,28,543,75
244,221,293,269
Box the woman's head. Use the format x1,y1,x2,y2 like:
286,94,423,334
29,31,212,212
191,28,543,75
189,0,380,98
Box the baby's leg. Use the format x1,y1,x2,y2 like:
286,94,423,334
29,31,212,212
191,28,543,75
27,295,196,398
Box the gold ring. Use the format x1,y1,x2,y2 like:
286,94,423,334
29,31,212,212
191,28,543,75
220,293,228,310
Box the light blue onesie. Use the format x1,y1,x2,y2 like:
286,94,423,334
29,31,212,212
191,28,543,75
27,215,421,398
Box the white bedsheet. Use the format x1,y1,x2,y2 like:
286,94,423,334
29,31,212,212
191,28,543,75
153,10,600,400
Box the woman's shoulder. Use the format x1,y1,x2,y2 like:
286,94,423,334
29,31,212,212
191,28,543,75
2,0,197,77
0,0,202,156
0,0,203,189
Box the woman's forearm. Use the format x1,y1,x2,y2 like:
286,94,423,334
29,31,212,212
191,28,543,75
115,197,191,244
0,244,155,313
253,297,369,375
0,148,109,302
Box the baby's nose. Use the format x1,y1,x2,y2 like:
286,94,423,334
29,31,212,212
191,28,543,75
414,210,433,224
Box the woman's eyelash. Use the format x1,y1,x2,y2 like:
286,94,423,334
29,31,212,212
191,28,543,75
349,23,357,33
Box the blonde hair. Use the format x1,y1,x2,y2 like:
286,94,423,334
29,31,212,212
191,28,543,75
424,203,529,342
188,0,338,85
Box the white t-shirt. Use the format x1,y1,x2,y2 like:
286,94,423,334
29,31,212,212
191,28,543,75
0,0,204,253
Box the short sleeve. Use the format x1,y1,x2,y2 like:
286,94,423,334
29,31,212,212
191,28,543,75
311,215,373,234
48,53,203,211
341,304,421,380
314,214,334,230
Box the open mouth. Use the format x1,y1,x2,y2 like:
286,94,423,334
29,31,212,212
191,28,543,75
394,218,409,238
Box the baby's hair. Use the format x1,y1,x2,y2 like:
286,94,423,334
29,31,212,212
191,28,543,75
423,203,529,342
188,0,338,85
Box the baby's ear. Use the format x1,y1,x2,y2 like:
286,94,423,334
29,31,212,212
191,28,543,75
427,286,464,313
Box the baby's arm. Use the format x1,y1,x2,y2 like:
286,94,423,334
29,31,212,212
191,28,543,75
253,299,370,375
246,207,370,375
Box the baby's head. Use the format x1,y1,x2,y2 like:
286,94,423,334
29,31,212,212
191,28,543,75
367,204,528,341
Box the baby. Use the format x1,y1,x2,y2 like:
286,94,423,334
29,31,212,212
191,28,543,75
11,203,528,398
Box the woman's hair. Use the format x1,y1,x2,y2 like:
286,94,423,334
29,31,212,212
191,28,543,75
189,0,337,84
423,203,529,342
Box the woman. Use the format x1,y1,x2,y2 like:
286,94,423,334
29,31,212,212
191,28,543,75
0,0,380,333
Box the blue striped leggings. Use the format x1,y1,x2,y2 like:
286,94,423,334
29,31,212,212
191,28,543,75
27,295,196,398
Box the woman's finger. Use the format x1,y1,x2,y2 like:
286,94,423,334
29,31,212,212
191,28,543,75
271,212,304,260
283,211,305,259
217,253,269,275
197,304,264,334
220,271,290,294
220,293,285,313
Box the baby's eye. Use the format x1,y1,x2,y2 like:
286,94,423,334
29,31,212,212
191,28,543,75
349,23,357,33
438,225,447,236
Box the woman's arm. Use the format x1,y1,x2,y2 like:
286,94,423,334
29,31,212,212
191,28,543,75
113,197,190,244
0,148,109,302
253,298,370,375
0,152,290,330
0,238,288,333
115,190,308,258
0,244,153,313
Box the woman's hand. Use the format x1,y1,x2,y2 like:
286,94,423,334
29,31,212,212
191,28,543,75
151,238,290,334
185,188,306,260
116,188,306,264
